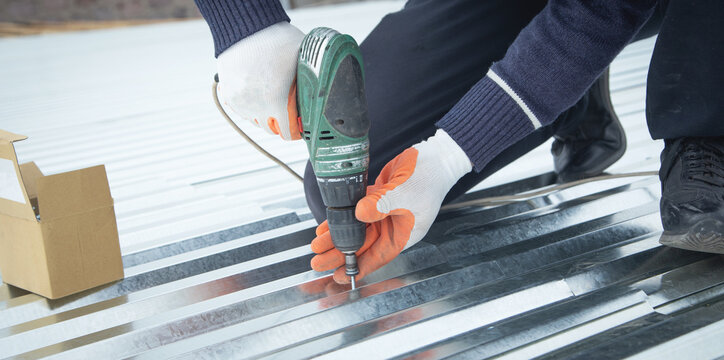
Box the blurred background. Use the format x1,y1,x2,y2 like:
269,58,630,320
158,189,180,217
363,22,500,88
0,0,382,36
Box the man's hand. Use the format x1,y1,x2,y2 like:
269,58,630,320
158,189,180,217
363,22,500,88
310,129,472,284
216,22,304,141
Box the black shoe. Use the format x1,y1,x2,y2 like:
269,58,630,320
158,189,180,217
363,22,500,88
658,137,724,254
551,69,627,182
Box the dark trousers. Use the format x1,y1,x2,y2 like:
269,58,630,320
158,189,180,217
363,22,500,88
304,0,722,223
646,0,724,139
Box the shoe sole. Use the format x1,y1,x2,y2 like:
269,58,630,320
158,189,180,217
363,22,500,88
659,218,724,254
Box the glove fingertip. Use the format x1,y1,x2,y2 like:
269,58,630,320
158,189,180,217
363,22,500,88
311,255,337,272
355,196,386,223
332,268,351,284
315,220,329,236
311,250,345,272
310,256,325,272
311,235,333,254
310,240,324,254
267,117,282,136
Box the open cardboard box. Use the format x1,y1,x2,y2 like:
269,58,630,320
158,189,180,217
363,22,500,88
0,130,123,299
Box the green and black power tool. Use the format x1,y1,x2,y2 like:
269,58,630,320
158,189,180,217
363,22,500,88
296,28,370,289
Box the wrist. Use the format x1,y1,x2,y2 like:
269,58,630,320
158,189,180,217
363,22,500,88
435,73,538,172
426,129,473,182
218,22,303,61
196,0,290,57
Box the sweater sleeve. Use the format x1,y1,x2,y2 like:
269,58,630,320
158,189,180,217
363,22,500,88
436,0,657,172
194,0,290,57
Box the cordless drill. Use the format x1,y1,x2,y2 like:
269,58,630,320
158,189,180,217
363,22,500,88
296,28,370,289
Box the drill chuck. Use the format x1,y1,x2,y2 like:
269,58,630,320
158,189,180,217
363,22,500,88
326,206,366,254
344,253,359,276
322,174,366,282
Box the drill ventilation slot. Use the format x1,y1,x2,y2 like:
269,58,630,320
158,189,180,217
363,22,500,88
319,130,335,140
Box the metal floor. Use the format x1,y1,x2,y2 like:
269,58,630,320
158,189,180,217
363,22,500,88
2,2,724,359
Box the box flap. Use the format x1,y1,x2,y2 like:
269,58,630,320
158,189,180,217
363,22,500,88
0,142,36,221
19,162,44,200
37,165,113,220
0,130,28,143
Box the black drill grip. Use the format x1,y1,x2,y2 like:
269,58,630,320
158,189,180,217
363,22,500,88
326,207,366,253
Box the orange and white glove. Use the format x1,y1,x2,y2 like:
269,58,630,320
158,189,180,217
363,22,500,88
310,129,473,284
216,22,304,140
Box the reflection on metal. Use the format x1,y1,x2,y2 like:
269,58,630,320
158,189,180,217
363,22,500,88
2,3,724,359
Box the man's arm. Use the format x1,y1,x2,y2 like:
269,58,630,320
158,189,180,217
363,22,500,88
437,0,658,172
195,0,290,57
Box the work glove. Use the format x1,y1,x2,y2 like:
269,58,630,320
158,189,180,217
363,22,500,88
310,129,473,284
216,22,304,140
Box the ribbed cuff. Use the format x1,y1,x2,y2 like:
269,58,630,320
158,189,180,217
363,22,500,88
195,0,290,57
436,76,536,172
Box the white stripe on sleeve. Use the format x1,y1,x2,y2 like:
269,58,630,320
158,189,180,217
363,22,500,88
487,69,542,129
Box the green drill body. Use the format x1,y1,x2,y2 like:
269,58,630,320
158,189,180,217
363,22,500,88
297,28,370,287
297,28,369,177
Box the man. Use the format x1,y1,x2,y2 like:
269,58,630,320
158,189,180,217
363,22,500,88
195,0,724,285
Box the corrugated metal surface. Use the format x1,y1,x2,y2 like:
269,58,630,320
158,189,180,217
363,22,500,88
1,2,724,359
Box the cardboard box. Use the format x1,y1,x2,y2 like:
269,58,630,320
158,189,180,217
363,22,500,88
0,130,123,299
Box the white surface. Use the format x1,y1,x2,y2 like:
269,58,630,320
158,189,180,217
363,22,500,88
0,1,405,252
0,158,26,204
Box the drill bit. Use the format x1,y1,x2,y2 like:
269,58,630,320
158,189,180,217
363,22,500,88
345,253,359,290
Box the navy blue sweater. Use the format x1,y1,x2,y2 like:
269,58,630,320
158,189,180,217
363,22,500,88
195,0,657,172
